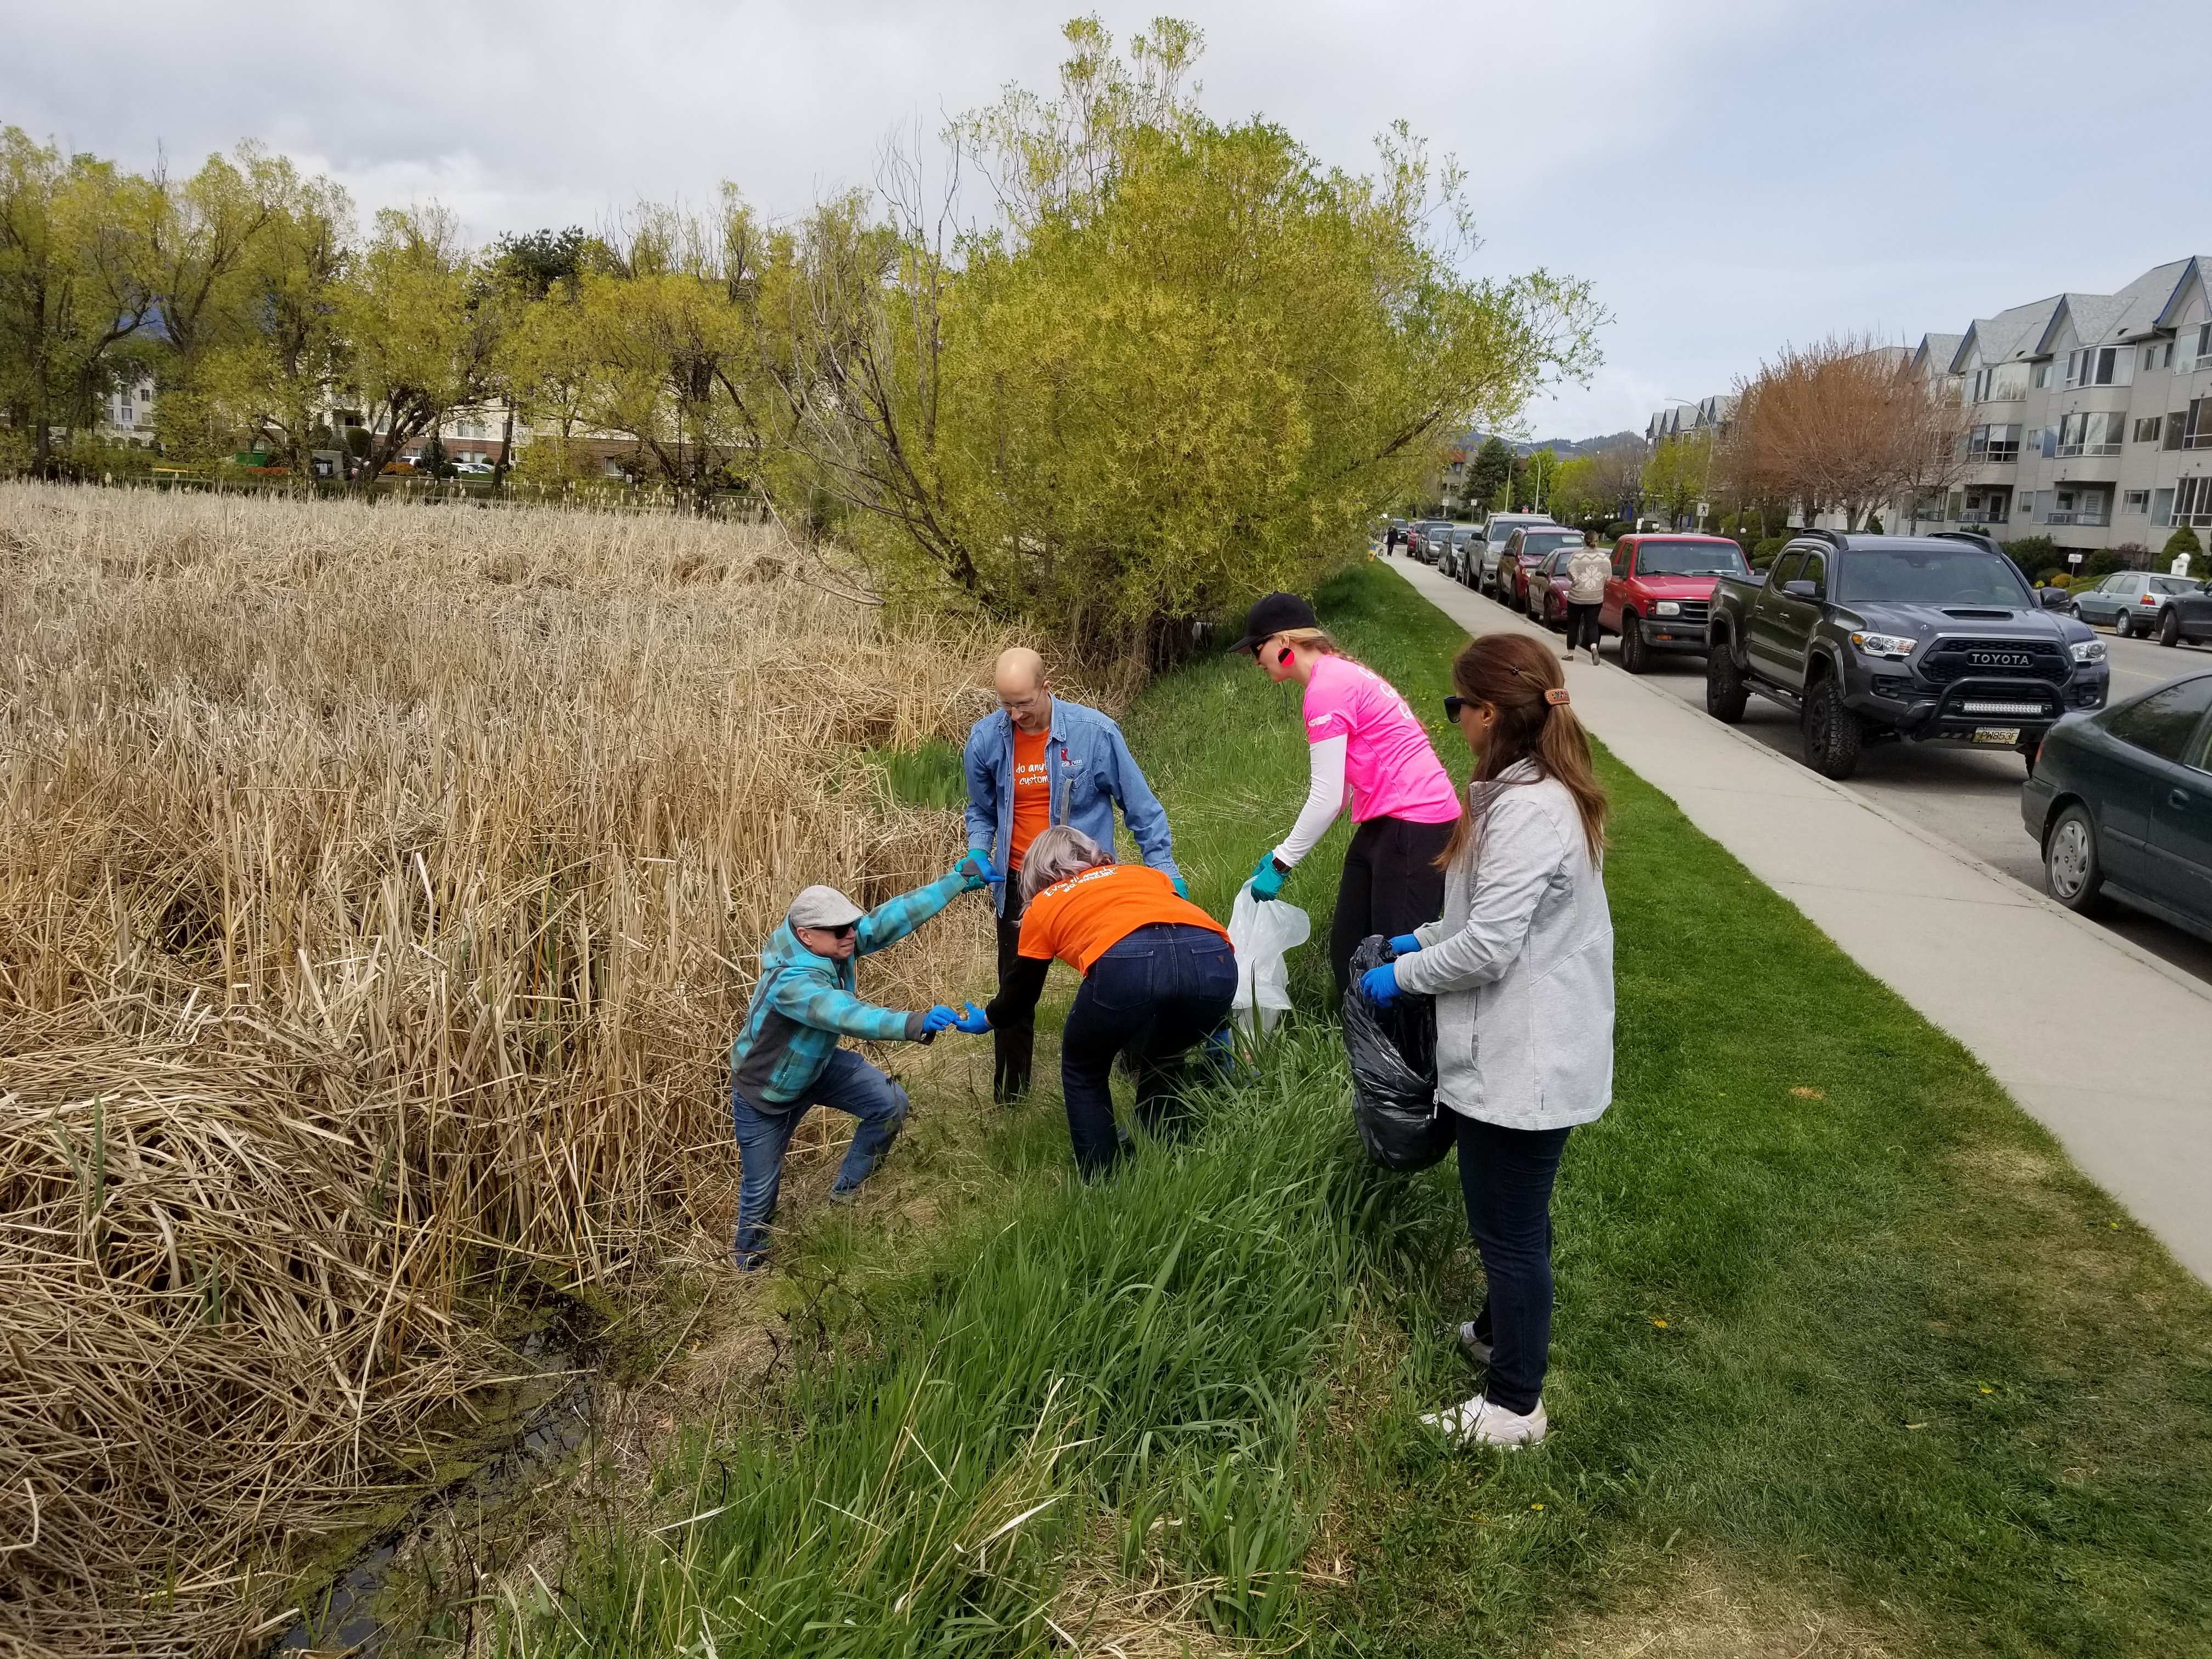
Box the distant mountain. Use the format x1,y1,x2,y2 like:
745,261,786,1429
1467,430,1646,459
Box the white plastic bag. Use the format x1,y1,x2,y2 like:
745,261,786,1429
1228,884,1311,1036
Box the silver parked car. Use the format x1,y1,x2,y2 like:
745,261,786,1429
2072,570,2202,637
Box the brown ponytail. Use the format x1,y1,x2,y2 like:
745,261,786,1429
1435,633,1609,870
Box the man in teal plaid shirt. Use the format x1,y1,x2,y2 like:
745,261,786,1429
727,852,995,1268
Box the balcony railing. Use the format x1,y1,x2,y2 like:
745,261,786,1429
2045,511,2110,527
2185,433,2212,450
1957,510,2008,525
2054,442,2122,458
1965,445,2020,465
2172,510,2212,529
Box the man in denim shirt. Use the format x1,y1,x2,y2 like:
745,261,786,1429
962,648,1181,1101
726,856,992,1268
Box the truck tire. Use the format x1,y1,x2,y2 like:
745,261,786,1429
1802,677,1864,780
1619,614,1652,674
2044,802,2105,913
1706,640,1748,723
2159,608,2181,647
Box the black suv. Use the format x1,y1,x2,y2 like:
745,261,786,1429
1705,529,2110,780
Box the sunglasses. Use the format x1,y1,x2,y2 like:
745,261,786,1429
1443,695,1470,721
812,921,858,940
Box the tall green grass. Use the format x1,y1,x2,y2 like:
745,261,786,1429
504,1034,1423,1656
522,564,2212,1656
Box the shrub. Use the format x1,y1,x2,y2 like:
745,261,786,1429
1751,535,1787,568
1603,520,1632,540
2165,526,2203,578
2043,571,2069,589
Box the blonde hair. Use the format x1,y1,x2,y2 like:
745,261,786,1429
1019,825,1113,904
1272,627,1339,655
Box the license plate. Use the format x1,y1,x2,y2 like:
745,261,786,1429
1971,726,2021,744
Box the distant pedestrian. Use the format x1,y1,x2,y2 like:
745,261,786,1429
1228,592,1461,997
982,826,1237,1176
962,647,1182,1103
1564,530,1609,665
1357,632,1613,1447
1387,524,1403,556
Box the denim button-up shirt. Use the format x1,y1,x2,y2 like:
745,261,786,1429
962,697,1178,900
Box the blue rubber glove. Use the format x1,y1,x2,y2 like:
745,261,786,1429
1359,961,1401,1007
1387,933,1423,958
954,850,1000,891
951,1000,991,1034
919,1004,960,1035
1248,851,1288,901
1172,876,1190,900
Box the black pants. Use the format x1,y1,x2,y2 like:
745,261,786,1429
1328,815,1453,998
1060,923,1238,1176
1565,602,1602,652
1455,1114,1572,1415
992,885,1038,1102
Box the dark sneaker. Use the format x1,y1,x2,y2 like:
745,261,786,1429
1458,1321,1493,1365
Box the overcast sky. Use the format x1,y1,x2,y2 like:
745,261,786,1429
6,0,2203,439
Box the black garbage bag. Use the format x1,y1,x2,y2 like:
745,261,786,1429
1342,934,1452,1171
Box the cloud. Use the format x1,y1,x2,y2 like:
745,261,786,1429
6,0,2205,441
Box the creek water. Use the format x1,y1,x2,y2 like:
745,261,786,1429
265,1323,600,1658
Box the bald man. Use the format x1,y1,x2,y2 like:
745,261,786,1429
962,647,1181,1102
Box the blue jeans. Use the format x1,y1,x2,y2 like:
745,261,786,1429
1060,923,1238,1176
730,1048,908,1267
1454,1114,1572,1415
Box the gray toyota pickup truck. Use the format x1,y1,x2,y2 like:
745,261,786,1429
1705,529,2110,780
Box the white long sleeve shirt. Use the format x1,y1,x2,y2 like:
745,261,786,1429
1271,734,1349,868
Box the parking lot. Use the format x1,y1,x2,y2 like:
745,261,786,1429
1626,622,2212,985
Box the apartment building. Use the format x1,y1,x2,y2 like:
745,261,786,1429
97,373,159,445
1650,253,2212,557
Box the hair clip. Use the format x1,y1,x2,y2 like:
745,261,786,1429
1544,687,1571,707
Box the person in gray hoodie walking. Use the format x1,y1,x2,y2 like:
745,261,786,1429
1357,630,1613,1446
1563,529,1611,665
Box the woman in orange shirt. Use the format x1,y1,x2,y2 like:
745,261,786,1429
984,825,1237,1175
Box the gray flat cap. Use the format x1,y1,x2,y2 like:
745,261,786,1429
787,884,865,930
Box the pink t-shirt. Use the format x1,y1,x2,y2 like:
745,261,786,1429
1302,654,1462,825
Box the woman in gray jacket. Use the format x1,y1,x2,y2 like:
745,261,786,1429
1358,630,1613,1446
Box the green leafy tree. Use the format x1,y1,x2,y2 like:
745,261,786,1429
0,128,163,473
2164,524,2203,578
772,18,1601,656
1464,435,1513,512
1643,432,1713,527
338,206,504,487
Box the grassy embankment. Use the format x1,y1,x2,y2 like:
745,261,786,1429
518,558,2212,1657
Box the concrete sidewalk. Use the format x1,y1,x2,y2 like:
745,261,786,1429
1383,555,2212,1282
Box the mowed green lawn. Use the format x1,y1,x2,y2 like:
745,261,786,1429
1131,562,2212,1656
527,562,2212,1658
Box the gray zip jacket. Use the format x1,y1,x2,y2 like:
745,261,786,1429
1391,762,1615,1130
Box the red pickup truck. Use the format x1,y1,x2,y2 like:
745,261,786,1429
1600,533,1752,673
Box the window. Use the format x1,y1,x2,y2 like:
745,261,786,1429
2135,415,2166,443
2175,477,2212,529
2154,487,2176,524
2124,489,2151,515
2103,676,2212,763
1797,551,1828,598
2187,399,2212,450
2197,322,2212,368
1966,422,2021,463
2055,410,2126,456
1970,363,2030,402
2166,411,2188,450
1768,550,1805,589
2033,362,2052,389
2064,346,2128,388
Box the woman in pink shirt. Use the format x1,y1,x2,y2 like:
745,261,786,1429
1227,592,1462,995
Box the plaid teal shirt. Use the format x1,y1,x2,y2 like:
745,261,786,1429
729,870,968,1108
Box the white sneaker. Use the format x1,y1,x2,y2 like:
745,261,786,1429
1585,645,1600,665
1420,1393,1547,1447
1457,1321,1493,1364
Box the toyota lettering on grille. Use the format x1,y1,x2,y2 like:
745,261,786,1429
1968,649,2032,669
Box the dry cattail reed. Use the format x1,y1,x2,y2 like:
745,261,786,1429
0,482,1003,1655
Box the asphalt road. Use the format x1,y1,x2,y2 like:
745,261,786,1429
1611,616,2212,985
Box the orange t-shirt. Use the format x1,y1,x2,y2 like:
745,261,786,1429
1008,725,1052,870
1018,864,1229,975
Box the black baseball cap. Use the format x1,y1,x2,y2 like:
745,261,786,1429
1226,591,1319,655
